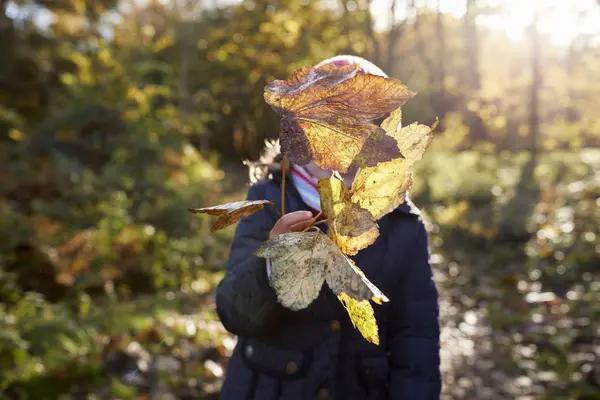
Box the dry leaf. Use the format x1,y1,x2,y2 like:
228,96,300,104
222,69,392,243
189,200,274,232
318,175,379,255
256,231,388,310
352,109,434,220
327,256,388,305
255,231,332,310
265,63,414,173
338,292,379,345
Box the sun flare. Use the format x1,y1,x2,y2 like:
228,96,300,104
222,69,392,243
373,0,600,46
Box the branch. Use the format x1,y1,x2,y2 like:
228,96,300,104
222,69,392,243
281,156,287,215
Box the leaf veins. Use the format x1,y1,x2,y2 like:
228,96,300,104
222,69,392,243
188,200,274,232
255,231,388,310
351,109,434,220
318,175,379,256
338,292,380,345
265,63,414,173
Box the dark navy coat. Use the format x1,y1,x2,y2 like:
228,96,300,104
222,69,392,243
216,170,441,400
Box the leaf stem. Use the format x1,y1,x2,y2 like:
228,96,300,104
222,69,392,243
267,203,282,217
302,211,323,232
281,155,287,215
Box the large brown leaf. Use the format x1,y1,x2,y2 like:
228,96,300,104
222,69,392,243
265,63,414,173
352,109,434,220
189,200,274,232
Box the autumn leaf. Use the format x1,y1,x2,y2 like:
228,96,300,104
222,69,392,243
188,200,274,232
255,231,388,310
265,63,414,173
255,231,332,310
352,109,434,220
350,127,403,169
338,292,379,345
318,175,379,255
327,256,388,305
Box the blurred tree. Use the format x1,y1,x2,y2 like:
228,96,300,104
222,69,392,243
1,0,599,397
527,11,541,155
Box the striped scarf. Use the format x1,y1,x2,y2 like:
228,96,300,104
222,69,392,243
290,164,321,212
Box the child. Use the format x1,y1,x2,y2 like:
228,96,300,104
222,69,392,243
216,55,441,400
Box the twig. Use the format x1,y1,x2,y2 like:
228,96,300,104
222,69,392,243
302,211,323,232
281,156,287,215
267,203,282,217
304,226,321,233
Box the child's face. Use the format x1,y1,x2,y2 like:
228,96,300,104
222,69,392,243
304,162,357,188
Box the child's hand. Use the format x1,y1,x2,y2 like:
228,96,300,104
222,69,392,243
269,211,314,240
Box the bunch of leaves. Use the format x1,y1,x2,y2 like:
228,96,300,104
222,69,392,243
191,63,435,344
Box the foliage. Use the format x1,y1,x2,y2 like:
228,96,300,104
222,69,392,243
1,2,230,398
255,231,387,311
1,0,599,397
264,63,412,172
411,149,600,399
194,63,431,344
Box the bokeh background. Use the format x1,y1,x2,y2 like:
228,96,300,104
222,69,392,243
1,0,599,399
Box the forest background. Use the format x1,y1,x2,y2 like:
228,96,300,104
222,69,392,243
1,0,599,398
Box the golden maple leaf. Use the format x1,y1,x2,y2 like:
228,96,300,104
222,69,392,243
352,109,435,220
318,175,379,256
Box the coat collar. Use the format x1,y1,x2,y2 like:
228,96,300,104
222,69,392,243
268,167,421,218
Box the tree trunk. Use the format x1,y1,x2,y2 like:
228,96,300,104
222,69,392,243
464,0,480,91
364,0,381,65
436,0,446,90
528,13,541,155
386,0,399,76
178,21,191,117
412,0,434,84
565,40,577,122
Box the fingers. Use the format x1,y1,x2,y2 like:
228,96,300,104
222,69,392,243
279,211,313,227
269,211,314,239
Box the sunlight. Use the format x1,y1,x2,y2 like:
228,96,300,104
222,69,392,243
479,0,600,45
372,0,600,46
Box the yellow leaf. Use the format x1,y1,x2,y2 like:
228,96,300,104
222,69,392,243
189,200,274,232
338,292,379,345
318,175,379,255
328,257,388,305
352,109,434,220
